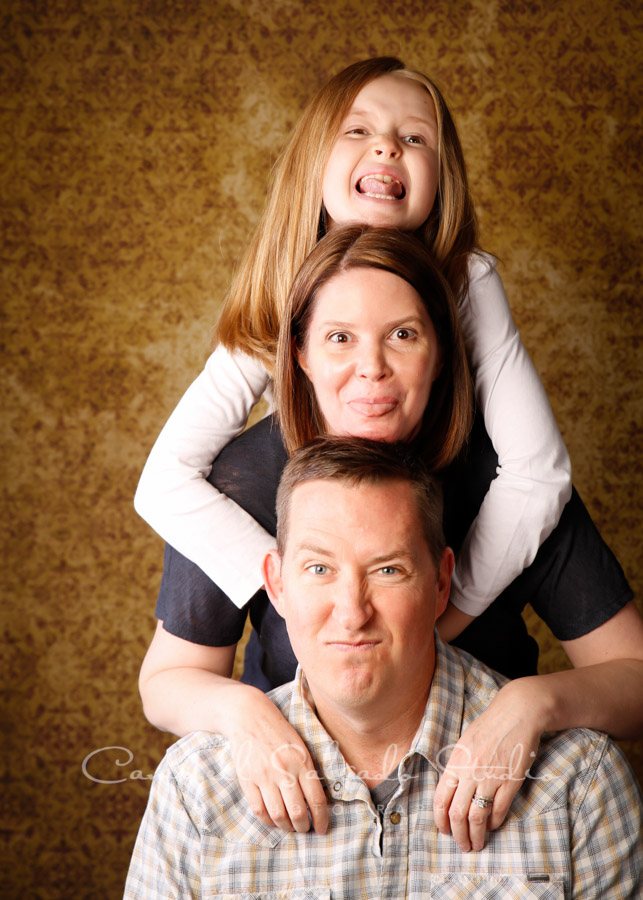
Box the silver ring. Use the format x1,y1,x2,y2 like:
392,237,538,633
471,795,494,809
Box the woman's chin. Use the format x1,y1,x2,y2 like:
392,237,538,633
340,422,413,444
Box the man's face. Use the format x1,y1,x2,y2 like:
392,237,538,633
264,478,453,720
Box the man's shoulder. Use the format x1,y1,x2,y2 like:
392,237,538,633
443,643,641,818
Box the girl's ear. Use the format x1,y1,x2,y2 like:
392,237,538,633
262,549,285,617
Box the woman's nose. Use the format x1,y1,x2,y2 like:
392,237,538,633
356,342,390,381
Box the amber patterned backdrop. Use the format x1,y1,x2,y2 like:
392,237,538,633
3,1,641,896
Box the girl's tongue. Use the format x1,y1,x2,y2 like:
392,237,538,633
357,175,404,199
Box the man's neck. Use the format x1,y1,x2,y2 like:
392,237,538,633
308,673,434,789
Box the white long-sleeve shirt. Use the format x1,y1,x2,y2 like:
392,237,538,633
134,252,571,613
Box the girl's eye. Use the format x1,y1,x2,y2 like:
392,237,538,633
329,332,351,343
402,134,425,144
307,564,330,576
346,127,368,135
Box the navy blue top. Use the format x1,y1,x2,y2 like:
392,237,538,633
156,414,633,685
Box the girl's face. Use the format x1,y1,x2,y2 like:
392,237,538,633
296,266,442,443
322,74,439,232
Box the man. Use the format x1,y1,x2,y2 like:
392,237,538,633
125,437,642,898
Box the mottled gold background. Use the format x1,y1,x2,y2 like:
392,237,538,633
3,1,641,897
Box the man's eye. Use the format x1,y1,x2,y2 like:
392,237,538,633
329,332,351,343
379,566,399,576
307,564,330,575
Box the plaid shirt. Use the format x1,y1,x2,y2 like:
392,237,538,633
125,639,642,898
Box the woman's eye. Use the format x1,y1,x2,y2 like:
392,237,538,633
402,134,425,144
329,332,351,343
307,564,330,576
391,328,415,341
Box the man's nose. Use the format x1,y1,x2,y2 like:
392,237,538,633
333,577,372,631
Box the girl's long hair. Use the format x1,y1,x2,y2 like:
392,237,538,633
275,225,473,471
215,57,478,370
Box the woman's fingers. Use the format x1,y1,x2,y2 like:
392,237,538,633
433,679,544,851
233,733,328,834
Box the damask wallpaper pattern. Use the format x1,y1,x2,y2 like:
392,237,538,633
3,1,641,897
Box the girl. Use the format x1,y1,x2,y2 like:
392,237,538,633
135,56,572,637
135,58,642,851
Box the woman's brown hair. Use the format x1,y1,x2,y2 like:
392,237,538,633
215,57,478,370
275,225,473,471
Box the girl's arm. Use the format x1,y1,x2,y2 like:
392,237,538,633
433,600,643,853
449,253,572,623
139,621,329,834
134,345,276,608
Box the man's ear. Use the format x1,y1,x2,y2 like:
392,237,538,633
435,547,455,620
262,549,285,618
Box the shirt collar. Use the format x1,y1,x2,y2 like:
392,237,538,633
286,635,466,792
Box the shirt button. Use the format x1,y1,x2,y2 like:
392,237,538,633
333,781,342,792
389,812,401,825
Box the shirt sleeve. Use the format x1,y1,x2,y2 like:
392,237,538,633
124,759,202,899
451,253,572,616
134,344,277,608
570,738,643,899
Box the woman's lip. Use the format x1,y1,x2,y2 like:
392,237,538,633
348,398,398,416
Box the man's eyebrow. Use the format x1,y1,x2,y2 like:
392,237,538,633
368,550,415,566
293,542,335,557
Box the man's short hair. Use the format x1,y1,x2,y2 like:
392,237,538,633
275,436,446,567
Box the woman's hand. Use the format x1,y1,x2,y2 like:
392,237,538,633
433,677,546,852
139,623,329,834
228,687,329,835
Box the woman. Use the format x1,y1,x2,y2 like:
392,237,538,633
140,227,643,853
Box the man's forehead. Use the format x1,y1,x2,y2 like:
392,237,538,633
285,477,422,550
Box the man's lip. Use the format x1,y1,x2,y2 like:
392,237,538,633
326,640,380,651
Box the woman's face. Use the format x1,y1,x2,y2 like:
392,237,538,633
296,266,442,443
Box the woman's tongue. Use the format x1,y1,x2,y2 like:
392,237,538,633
357,175,404,199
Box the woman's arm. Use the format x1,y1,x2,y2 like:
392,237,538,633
450,254,572,623
433,601,643,853
134,345,275,608
139,621,328,834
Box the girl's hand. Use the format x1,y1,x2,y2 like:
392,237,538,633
433,677,546,852
228,687,329,835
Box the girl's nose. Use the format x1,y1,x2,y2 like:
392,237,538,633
372,133,401,158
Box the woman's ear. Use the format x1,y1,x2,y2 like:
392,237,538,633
432,346,444,383
262,549,285,617
294,337,310,378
